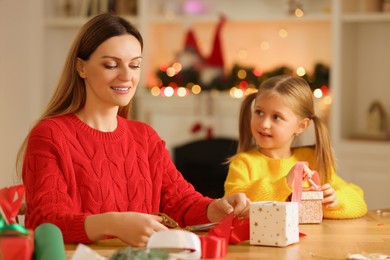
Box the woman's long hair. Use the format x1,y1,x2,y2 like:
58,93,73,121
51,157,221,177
16,13,143,177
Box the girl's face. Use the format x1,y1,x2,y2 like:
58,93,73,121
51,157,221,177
77,34,142,111
251,92,308,158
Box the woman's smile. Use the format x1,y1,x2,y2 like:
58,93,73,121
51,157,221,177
111,86,131,93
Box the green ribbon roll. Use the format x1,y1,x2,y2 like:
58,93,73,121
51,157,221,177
34,223,66,260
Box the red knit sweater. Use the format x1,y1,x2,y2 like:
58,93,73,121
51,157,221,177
23,114,212,243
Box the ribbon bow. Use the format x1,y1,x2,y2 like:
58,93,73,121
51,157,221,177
0,185,29,236
199,213,249,258
291,161,321,203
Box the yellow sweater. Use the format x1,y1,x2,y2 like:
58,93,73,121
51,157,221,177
224,147,367,219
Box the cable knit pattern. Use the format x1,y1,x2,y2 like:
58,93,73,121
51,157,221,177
23,114,212,243
224,147,368,219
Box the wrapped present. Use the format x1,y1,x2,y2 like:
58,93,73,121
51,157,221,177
1,231,34,260
299,189,323,223
0,185,34,260
291,162,324,224
249,201,299,247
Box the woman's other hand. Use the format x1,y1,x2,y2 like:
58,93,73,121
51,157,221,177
207,193,250,223
85,212,168,247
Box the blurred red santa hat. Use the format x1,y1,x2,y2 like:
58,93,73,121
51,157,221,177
184,28,203,58
205,15,226,68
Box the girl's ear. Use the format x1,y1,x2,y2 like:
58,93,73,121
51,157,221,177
76,58,87,79
296,118,311,134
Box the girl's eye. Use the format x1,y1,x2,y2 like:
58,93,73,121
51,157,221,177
273,114,282,121
254,109,263,116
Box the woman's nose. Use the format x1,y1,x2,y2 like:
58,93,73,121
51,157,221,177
118,66,132,81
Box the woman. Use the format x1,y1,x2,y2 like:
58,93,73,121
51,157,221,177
16,13,250,246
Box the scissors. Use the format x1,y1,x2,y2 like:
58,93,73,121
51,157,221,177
155,212,218,231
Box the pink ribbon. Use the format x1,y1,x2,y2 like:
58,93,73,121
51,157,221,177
291,161,321,203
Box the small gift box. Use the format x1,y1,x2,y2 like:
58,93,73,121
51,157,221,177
0,185,34,260
299,190,323,224
249,201,299,247
1,232,34,260
291,162,324,224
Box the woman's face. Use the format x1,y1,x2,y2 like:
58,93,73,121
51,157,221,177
77,34,142,111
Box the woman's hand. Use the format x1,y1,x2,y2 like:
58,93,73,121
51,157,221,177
207,193,250,223
321,183,338,208
85,212,168,247
114,212,169,246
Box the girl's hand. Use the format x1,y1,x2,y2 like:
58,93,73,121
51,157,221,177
110,212,168,247
321,183,338,208
207,193,250,223
286,164,319,190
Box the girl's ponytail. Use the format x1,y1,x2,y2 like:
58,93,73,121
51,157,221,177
312,115,335,183
237,92,257,153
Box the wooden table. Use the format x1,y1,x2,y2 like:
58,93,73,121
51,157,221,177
65,210,390,259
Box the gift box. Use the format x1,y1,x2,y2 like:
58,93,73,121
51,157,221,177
1,231,34,260
299,190,323,224
249,201,299,247
0,185,34,260
291,162,324,224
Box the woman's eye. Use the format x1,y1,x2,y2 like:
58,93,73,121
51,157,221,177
104,64,117,69
130,64,141,69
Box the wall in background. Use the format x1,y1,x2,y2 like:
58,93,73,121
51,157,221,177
0,0,44,187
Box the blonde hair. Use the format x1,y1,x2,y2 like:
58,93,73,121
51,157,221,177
237,75,335,183
16,13,143,178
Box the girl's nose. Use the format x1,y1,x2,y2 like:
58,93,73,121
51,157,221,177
260,117,271,129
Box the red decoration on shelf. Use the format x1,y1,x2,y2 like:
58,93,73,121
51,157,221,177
191,122,202,133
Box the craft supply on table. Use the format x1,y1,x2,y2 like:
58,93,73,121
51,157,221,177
249,201,299,247
0,185,34,260
291,161,323,224
34,222,66,260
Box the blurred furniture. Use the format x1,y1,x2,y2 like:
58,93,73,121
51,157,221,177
173,138,238,198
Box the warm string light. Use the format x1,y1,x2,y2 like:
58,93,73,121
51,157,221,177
151,62,331,101
295,8,304,17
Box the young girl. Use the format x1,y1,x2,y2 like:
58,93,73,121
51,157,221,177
224,75,367,219
16,13,250,246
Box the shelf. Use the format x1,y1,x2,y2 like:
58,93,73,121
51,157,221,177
342,12,390,23
146,13,331,24
45,17,88,28
336,139,390,153
45,15,139,28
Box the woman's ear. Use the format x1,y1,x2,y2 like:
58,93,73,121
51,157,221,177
76,58,87,79
296,118,311,135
